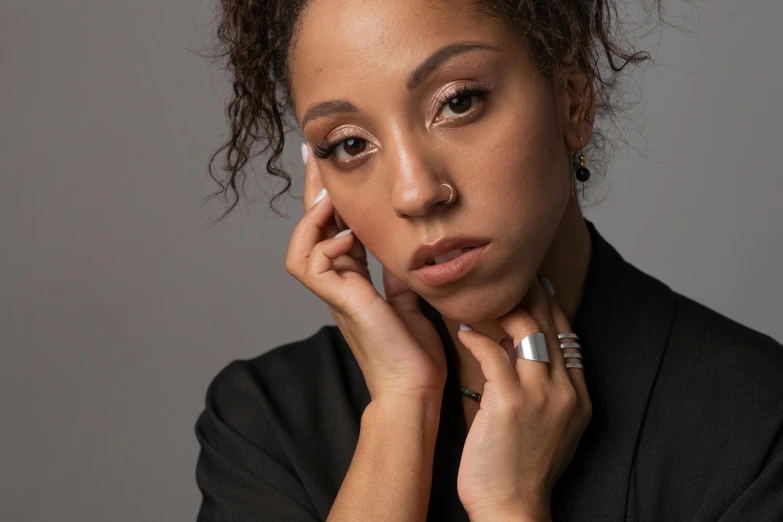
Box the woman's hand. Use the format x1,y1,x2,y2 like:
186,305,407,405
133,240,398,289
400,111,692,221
455,277,592,521
285,144,447,403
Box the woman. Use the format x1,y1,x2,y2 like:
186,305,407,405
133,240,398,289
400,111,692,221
194,0,783,520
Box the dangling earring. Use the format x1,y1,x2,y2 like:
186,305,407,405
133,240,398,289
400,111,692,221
572,135,591,199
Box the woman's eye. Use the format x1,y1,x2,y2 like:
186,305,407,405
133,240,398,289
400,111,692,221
436,86,490,122
440,93,477,118
333,137,368,162
313,85,489,168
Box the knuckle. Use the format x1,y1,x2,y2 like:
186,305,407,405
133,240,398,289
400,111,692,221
299,257,316,286
300,270,312,288
582,398,594,422
504,394,528,419
559,389,579,412
284,257,296,276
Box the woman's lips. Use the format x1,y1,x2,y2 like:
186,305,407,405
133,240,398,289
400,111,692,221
411,243,489,286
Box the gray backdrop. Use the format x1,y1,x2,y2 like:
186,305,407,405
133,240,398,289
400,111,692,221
2,1,781,521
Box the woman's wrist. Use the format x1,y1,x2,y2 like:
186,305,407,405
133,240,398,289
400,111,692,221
469,509,551,522
363,392,443,435
465,496,551,522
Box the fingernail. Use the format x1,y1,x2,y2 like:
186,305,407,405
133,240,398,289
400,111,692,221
459,323,473,331
334,228,352,238
539,275,555,296
301,142,309,164
500,336,514,351
314,188,327,204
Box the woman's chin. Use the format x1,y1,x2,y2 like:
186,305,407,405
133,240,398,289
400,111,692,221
426,285,525,324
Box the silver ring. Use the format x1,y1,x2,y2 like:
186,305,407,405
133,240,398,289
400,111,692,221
440,183,455,205
562,352,583,360
560,342,581,349
565,362,584,370
558,332,579,340
516,332,550,363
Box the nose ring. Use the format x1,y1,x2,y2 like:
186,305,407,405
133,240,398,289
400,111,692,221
440,183,456,205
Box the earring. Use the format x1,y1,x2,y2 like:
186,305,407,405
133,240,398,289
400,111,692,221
572,135,591,198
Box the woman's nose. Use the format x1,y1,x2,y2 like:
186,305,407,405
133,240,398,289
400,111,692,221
390,146,451,218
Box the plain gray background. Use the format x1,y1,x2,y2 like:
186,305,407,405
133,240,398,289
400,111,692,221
2,0,781,521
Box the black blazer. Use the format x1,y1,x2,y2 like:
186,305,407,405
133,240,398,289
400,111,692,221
195,219,783,521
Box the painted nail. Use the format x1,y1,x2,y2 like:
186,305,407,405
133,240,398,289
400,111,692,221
301,142,309,164
459,323,473,331
314,188,327,205
539,275,555,296
334,228,353,238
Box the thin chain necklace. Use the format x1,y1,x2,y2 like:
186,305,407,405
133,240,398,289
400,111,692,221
459,385,482,403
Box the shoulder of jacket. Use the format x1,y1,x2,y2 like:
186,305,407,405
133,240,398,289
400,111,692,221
206,325,349,395
670,291,781,354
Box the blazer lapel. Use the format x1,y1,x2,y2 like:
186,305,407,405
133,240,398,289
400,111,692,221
552,220,677,521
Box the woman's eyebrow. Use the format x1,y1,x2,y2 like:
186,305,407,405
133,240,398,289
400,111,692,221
301,41,499,129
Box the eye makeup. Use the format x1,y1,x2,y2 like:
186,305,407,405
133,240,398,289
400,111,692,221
311,80,493,169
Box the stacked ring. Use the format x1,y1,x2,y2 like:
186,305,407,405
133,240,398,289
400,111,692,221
558,332,584,370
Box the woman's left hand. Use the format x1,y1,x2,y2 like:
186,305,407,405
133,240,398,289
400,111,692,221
456,276,593,522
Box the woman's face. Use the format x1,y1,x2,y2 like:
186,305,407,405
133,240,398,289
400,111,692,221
289,0,585,323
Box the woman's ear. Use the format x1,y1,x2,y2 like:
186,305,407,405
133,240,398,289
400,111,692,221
557,67,595,151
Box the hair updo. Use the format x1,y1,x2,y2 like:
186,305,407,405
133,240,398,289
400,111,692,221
200,0,672,223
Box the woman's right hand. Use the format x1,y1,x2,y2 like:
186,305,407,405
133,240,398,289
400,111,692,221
284,144,447,403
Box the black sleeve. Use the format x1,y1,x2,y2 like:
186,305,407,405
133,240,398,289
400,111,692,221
194,360,321,522
714,421,783,521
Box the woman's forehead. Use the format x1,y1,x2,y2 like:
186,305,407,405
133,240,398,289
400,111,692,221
288,0,513,115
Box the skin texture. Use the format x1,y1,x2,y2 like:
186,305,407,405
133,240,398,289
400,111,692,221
289,0,594,423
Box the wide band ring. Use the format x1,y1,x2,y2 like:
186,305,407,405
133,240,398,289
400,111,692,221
516,332,550,363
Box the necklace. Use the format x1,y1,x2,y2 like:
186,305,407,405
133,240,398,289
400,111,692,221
459,385,482,403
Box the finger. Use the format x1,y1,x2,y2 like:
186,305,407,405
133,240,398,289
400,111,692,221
331,235,372,284
302,142,339,239
336,211,369,267
348,239,369,267
306,229,358,282
302,142,320,210
302,143,363,267
500,336,515,365
288,228,357,306
457,325,520,394
496,303,551,385
286,189,339,282
546,283,588,398
527,275,569,383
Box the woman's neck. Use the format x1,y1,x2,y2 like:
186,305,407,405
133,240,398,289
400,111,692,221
441,200,592,394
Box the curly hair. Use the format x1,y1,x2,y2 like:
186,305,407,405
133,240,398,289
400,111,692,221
199,0,674,224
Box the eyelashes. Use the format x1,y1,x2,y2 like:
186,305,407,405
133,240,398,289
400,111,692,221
311,81,492,165
312,130,364,162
